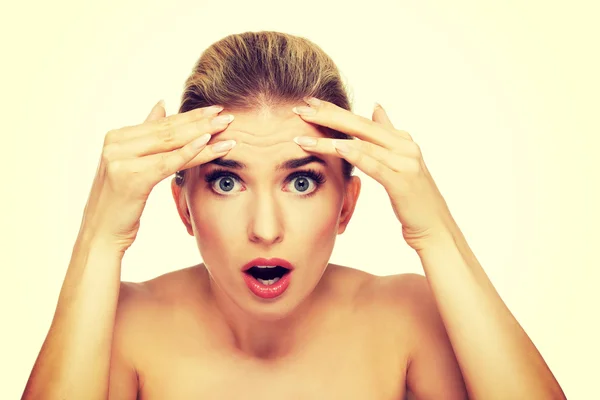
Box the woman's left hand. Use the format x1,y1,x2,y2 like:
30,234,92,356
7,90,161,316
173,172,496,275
292,97,454,251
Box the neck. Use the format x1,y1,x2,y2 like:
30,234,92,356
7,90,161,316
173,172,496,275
204,266,326,361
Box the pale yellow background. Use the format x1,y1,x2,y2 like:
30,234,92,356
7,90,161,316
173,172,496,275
1,0,598,398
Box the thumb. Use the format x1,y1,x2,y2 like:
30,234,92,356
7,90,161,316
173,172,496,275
372,102,395,129
145,99,166,122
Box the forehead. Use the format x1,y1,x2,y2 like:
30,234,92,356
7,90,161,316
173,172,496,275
198,106,341,173
214,107,328,149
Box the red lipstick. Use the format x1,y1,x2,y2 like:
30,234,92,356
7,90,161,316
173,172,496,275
241,257,294,299
241,257,294,272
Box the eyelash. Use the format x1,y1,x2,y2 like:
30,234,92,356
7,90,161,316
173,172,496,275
204,168,327,199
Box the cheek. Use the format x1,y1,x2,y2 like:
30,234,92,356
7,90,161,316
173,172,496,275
291,200,340,248
189,200,236,255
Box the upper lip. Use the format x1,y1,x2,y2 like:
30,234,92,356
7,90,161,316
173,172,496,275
242,257,294,272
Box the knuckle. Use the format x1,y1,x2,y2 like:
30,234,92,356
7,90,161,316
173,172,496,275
104,129,120,144
374,160,386,177
106,159,126,177
407,141,422,158
157,126,176,143
102,143,120,162
155,153,172,176
155,116,175,131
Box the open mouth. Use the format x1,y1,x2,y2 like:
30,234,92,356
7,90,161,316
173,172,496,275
244,266,291,286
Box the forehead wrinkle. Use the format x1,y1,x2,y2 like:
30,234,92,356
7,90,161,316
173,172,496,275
204,115,332,171
218,129,277,145
218,127,316,148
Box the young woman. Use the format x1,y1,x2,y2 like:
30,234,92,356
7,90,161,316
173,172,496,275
22,31,565,399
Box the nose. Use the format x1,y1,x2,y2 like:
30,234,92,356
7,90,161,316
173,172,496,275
247,195,283,245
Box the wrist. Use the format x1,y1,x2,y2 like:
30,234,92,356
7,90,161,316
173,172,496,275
74,229,128,260
405,226,455,253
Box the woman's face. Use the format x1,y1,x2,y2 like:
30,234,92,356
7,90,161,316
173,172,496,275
172,105,360,318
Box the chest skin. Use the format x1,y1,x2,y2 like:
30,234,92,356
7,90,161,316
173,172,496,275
127,265,413,399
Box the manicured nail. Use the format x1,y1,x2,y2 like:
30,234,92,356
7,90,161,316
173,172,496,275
332,139,351,154
304,97,321,107
191,134,211,150
294,136,317,147
212,140,236,152
205,105,224,115
212,114,235,126
292,106,316,115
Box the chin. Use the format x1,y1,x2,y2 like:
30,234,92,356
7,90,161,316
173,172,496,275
235,279,317,323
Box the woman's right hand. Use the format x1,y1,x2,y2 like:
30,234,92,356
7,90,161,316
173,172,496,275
78,100,235,253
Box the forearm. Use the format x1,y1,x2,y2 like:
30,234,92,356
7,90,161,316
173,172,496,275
416,222,566,399
22,232,123,400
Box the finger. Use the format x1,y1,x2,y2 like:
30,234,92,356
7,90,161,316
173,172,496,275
144,99,166,123
178,139,237,171
107,104,225,144
129,136,237,183
372,104,414,141
332,140,393,189
372,103,394,128
294,136,416,173
105,114,235,159
293,98,404,151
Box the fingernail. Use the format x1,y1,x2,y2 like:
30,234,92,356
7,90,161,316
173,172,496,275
304,97,321,107
212,114,235,126
332,139,351,154
205,105,224,115
212,140,236,152
374,102,381,110
292,106,316,115
157,99,165,109
192,134,211,150
294,136,317,147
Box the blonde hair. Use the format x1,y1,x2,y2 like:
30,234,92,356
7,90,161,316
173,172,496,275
177,30,355,185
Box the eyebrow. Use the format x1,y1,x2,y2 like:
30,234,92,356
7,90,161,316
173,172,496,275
206,155,328,171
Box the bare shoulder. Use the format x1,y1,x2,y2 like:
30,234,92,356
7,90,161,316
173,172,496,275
365,272,436,328
118,264,206,303
337,268,435,345
113,265,208,343
329,264,428,308
325,264,429,330
373,272,431,303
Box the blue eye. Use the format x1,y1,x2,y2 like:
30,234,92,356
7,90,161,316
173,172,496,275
204,168,327,198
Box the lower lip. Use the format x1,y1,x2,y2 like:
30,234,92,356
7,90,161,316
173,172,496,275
242,271,292,299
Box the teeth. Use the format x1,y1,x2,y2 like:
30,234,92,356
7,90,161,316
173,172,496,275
257,277,281,286
255,265,277,269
